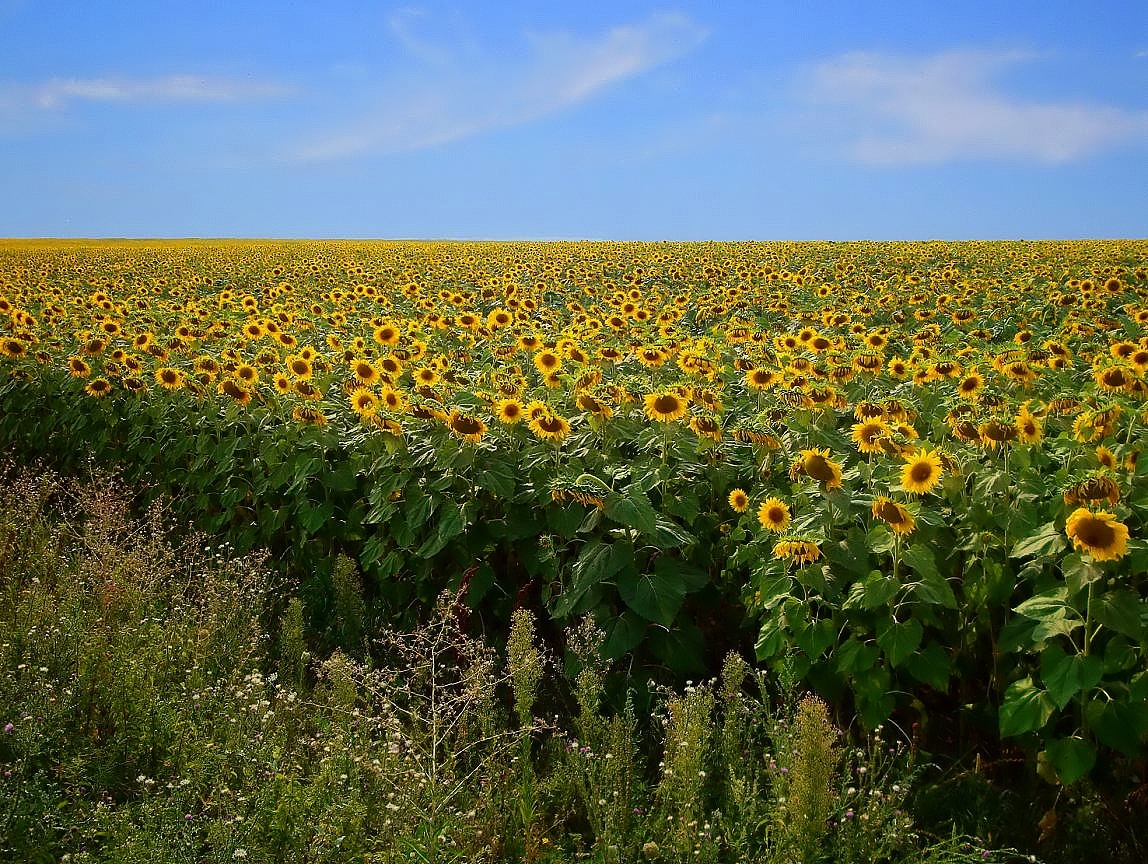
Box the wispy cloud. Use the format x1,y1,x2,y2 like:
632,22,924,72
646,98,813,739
292,12,707,162
32,74,290,109
803,49,1148,163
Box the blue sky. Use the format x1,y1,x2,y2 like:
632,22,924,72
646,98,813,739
1,0,1145,239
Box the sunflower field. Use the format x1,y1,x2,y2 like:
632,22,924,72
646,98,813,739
1,238,1147,784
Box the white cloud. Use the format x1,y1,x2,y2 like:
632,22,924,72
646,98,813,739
804,49,1148,163
292,13,707,162
32,74,290,109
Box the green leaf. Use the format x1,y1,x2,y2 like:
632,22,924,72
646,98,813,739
794,617,836,660
298,499,334,536
999,677,1055,737
907,641,953,690
1043,738,1096,785
876,618,923,668
1014,588,1070,620
554,540,634,618
1040,644,1103,710
546,502,586,538
1085,700,1148,756
617,566,687,627
902,543,941,581
836,636,880,674
861,573,901,610
1009,521,1067,559
1092,590,1144,640
416,503,466,559
654,555,709,592
477,461,516,499
604,486,659,535
602,611,647,658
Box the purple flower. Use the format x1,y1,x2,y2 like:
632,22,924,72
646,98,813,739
3,723,12,733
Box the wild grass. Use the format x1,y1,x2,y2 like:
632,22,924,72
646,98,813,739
0,464,1018,862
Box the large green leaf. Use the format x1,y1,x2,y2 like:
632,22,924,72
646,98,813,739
999,677,1055,737
1092,590,1144,640
618,566,687,627
1009,521,1067,559
1040,644,1103,710
907,641,952,690
604,486,659,535
1042,737,1096,785
416,502,466,559
554,540,634,618
876,618,923,668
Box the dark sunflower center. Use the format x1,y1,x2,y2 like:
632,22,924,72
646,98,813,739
877,501,906,524
537,416,564,433
1077,516,1116,548
653,395,681,415
910,462,935,484
805,454,835,483
452,416,482,435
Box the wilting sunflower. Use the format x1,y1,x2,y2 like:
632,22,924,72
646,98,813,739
1063,474,1119,506
772,538,822,566
1065,508,1130,561
217,378,251,405
576,391,614,420
757,497,791,533
644,391,688,423
851,419,890,454
901,448,943,495
689,413,723,442
495,398,525,424
448,410,487,444
84,377,112,399
1095,365,1134,393
349,386,380,418
871,496,916,536
154,366,184,390
292,405,327,426
790,448,843,491
529,411,571,443
728,488,750,513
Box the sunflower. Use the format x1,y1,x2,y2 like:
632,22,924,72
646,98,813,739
234,364,259,386
644,391,688,423
68,356,91,378
272,373,292,394
379,386,407,414
745,367,778,391
790,448,843,491
757,497,791,533
871,496,916,535
529,412,571,443
495,398,525,424
154,366,184,390
956,370,984,401
217,378,251,405
287,356,313,380
1094,365,1134,393
1065,508,1130,561
576,391,614,420
1015,407,1042,444
689,413,723,442
772,538,822,566
728,488,750,513
84,377,112,398
851,419,890,454
901,448,943,494
414,366,439,387
533,350,562,375
448,410,487,444
1063,474,1119,506
1095,445,1118,470
373,323,400,346
351,359,381,386
349,387,379,418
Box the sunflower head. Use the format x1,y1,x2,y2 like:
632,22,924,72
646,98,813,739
644,391,687,423
728,488,750,513
1065,508,1130,562
871,496,916,535
757,497,791,533
901,448,943,495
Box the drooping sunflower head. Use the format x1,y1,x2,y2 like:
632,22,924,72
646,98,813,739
757,497,791,533
772,537,822,566
448,410,487,444
793,448,843,491
1065,508,1130,561
901,448,943,495
871,496,916,535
